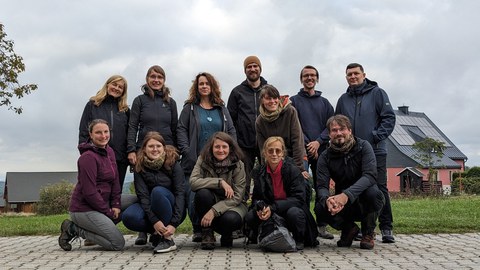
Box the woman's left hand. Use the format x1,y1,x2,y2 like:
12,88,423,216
220,180,234,199
201,209,215,227
302,171,311,179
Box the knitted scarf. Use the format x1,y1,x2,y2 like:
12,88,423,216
143,151,166,171
329,134,356,153
259,95,291,122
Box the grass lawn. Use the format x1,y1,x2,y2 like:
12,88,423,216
0,195,479,237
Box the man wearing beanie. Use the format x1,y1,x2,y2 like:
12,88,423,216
227,55,268,201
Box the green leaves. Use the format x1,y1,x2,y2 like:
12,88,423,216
0,24,38,114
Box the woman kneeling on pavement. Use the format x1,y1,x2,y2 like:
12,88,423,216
245,136,318,250
59,119,137,251
190,132,247,249
121,131,185,253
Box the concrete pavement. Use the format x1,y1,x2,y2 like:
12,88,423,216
1,233,479,269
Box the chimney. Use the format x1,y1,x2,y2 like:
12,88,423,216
398,105,409,115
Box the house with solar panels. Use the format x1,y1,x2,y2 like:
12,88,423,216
386,106,467,193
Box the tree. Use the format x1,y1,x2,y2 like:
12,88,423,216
0,24,37,114
412,137,446,187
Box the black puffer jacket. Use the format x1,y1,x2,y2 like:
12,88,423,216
316,137,377,207
227,77,268,149
133,162,185,228
128,87,178,151
78,96,129,162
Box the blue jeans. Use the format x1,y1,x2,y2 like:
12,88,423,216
122,186,174,233
185,175,201,234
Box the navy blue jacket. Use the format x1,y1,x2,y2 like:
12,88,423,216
291,89,334,148
79,96,129,163
227,77,268,149
335,78,396,155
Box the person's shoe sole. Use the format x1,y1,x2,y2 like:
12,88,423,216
153,244,177,253
382,237,395,243
58,219,73,251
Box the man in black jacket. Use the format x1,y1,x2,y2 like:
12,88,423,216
227,56,268,200
314,115,384,250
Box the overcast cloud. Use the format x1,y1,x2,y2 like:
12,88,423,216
0,0,478,181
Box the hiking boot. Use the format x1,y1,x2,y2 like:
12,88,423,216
153,237,177,253
220,235,233,247
318,225,334,239
192,231,202,243
360,233,375,250
201,228,216,250
231,229,244,239
135,232,147,245
337,224,360,247
381,229,395,243
58,219,77,251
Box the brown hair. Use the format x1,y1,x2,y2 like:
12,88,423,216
326,115,352,132
143,65,171,103
259,84,280,100
199,132,243,164
135,131,179,172
185,72,224,105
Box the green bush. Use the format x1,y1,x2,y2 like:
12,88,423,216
451,177,480,195
36,181,75,215
466,167,480,178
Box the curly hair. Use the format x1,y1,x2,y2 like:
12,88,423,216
185,72,223,105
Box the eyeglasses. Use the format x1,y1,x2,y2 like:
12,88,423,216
267,148,283,155
149,75,164,80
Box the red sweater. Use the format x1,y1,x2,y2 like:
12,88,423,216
267,160,286,200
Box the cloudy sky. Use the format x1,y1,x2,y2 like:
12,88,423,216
0,0,478,181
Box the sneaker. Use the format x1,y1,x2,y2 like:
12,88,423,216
220,235,233,247
318,225,334,239
135,232,147,245
381,229,395,243
58,219,76,251
201,228,216,250
149,233,161,247
337,224,360,247
360,233,375,250
192,231,202,243
153,238,177,253
83,239,96,246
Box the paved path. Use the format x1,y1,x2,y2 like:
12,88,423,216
1,233,479,269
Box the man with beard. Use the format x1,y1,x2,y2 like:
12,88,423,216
291,65,334,239
335,63,396,243
314,115,384,250
227,56,268,200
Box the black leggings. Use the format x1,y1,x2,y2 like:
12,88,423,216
194,188,243,237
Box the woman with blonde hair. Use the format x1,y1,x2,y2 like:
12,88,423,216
245,136,318,250
79,75,130,190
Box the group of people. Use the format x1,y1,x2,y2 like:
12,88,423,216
58,56,396,254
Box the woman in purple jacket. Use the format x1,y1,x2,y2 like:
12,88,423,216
59,119,135,251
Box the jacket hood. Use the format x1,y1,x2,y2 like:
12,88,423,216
297,89,323,98
347,78,378,96
78,142,108,156
142,85,164,98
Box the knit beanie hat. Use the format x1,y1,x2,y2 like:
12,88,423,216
244,56,262,71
